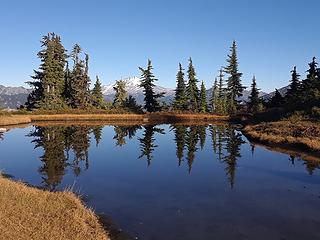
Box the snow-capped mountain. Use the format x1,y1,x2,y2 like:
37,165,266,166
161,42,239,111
102,77,175,104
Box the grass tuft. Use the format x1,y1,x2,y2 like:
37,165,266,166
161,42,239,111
0,176,108,240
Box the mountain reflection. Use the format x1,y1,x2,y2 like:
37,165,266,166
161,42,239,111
25,124,320,190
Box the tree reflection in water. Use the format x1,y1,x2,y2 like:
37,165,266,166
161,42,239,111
138,125,164,167
27,124,320,190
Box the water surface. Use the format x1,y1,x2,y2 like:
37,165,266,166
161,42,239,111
0,123,320,240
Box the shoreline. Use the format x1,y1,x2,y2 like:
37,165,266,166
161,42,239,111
243,120,320,152
0,175,109,240
0,112,229,127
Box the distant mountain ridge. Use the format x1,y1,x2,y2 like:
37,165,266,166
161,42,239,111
0,79,285,109
0,85,31,109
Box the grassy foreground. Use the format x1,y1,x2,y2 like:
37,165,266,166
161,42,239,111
0,176,108,240
243,120,320,151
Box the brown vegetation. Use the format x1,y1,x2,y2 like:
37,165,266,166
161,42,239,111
0,112,229,127
243,120,320,151
0,176,108,240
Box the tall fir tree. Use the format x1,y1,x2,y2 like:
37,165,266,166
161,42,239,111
186,58,199,111
301,57,319,106
26,33,67,110
216,68,227,115
210,78,218,112
92,76,105,108
139,59,164,112
248,75,260,113
113,80,127,108
268,88,284,108
63,61,72,104
69,44,91,109
174,63,187,110
285,66,301,108
224,41,245,114
199,81,208,113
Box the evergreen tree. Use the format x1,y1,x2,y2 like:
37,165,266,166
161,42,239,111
174,63,187,110
210,78,218,113
216,68,227,115
69,44,91,109
268,89,284,108
199,81,208,112
26,33,67,110
113,80,127,108
63,61,72,104
224,41,245,114
248,75,260,113
186,58,199,111
301,57,319,106
92,76,105,108
139,60,164,112
285,66,301,108
124,95,142,113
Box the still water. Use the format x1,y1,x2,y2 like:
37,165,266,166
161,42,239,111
0,123,320,240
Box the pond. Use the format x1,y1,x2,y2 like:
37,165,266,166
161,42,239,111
0,123,320,240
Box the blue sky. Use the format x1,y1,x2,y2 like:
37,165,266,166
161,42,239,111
0,0,319,92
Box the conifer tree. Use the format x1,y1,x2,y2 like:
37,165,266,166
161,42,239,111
268,89,284,108
216,68,227,115
92,76,105,108
186,58,199,111
139,59,163,112
248,75,260,113
26,33,67,110
301,57,319,106
124,95,142,113
174,63,187,110
285,66,301,108
63,62,72,104
113,80,127,108
69,44,91,109
224,41,245,114
199,81,208,113
210,78,218,113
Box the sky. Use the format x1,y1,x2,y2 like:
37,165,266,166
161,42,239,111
0,0,319,92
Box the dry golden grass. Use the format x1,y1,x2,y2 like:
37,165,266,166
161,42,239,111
0,176,108,240
243,121,320,151
30,114,144,122
0,115,31,126
0,113,228,127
